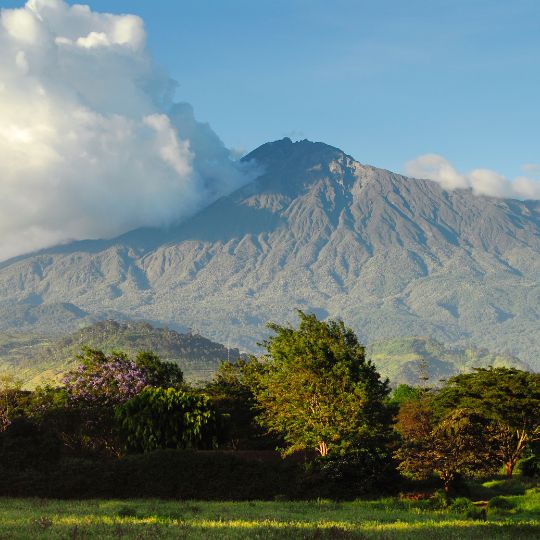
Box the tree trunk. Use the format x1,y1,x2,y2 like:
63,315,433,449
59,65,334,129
505,429,528,478
317,441,329,457
505,461,515,478
441,470,453,495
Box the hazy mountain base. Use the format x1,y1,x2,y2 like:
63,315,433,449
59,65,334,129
0,320,242,387
0,138,538,369
0,321,528,389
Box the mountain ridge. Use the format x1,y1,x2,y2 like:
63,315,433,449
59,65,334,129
0,138,538,368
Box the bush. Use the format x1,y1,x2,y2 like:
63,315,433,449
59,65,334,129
430,490,449,509
320,449,399,497
450,497,474,513
116,506,138,518
520,455,540,478
0,450,298,499
0,417,61,470
488,496,516,510
450,497,484,519
0,448,402,500
116,388,220,452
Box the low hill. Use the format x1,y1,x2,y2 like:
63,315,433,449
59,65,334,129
368,336,530,387
0,321,530,388
0,320,242,387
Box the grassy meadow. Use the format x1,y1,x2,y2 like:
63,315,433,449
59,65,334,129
0,487,539,539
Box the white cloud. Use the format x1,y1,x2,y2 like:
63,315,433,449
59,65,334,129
521,163,540,177
0,0,256,261
405,155,540,200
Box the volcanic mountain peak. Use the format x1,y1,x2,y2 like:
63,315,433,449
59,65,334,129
239,137,364,198
0,139,538,370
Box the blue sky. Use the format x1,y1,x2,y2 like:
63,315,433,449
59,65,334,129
2,0,539,177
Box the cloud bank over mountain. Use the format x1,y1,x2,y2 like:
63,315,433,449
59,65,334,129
0,0,256,261
405,154,540,200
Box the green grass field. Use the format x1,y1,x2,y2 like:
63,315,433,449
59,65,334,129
0,489,539,539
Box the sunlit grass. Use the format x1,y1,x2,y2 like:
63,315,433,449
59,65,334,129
0,492,538,539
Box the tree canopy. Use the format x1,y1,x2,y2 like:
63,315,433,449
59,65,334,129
433,367,540,476
394,399,498,492
254,311,393,457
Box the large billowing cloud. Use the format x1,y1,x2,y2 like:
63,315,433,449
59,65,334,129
0,0,257,261
405,154,540,200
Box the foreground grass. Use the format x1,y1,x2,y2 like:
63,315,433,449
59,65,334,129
0,491,539,539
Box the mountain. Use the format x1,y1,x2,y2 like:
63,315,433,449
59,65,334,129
0,320,242,387
0,138,539,368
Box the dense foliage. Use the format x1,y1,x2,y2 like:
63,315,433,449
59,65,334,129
0,314,538,501
395,403,498,492
203,357,273,450
254,311,394,457
433,368,540,477
117,387,219,452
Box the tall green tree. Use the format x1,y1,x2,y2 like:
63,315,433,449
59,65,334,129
434,368,540,477
134,351,184,388
254,311,393,457
203,357,273,450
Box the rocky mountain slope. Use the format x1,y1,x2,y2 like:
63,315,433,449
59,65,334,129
0,138,539,368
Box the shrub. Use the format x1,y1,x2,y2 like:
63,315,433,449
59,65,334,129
450,497,485,519
430,489,449,509
0,417,61,470
450,497,474,513
488,496,516,510
320,448,398,496
116,388,220,452
116,506,138,518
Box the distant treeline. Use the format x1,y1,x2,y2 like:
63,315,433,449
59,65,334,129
0,312,538,499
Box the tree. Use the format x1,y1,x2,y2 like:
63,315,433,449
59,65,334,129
434,368,540,477
116,387,219,452
134,351,184,388
60,348,184,455
390,384,425,407
203,357,273,450
63,348,184,407
63,348,150,407
0,375,28,432
254,311,393,457
395,400,498,492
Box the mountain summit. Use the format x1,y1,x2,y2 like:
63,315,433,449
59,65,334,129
0,139,539,368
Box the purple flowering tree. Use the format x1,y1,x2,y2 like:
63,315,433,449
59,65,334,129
50,347,184,456
63,348,149,407
61,348,151,456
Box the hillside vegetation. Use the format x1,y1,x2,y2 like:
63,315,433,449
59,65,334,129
0,320,529,388
368,337,530,386
0,320,241,387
